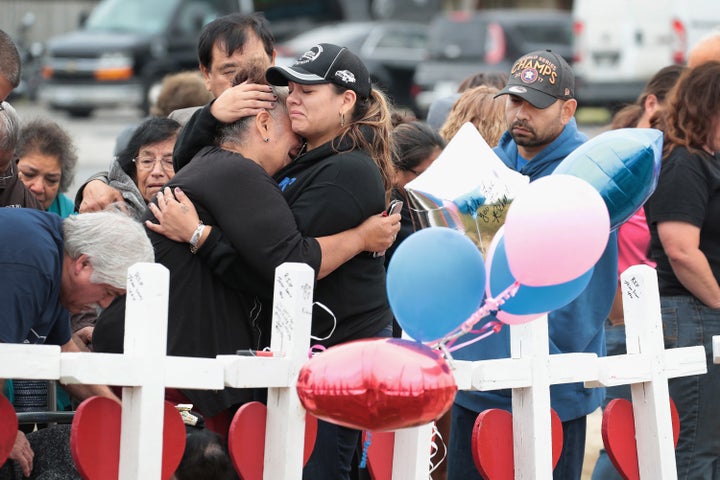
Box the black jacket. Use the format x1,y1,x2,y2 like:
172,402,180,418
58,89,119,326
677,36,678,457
94,147,321,416
173,105,393,346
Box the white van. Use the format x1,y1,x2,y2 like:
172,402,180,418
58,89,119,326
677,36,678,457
572,0,720,107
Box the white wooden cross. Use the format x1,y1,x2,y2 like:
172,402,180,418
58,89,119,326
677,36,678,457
392,265,706,479
0,262,316,480
450,316,599,478
0,263,225,478
2,261,707,479
217,262,314,479
585,264,706,478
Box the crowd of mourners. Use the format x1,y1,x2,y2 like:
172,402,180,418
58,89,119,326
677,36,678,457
2,12,720,480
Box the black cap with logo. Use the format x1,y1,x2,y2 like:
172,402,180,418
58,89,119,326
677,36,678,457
495,49,574,109
266,43,372,98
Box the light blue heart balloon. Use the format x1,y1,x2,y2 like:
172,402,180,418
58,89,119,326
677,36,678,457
553,128,662,229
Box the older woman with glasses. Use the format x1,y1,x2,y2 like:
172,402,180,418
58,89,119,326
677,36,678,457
74,116,181,219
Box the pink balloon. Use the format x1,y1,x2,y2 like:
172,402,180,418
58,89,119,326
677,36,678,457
496,310,546,325
504,175,610,287
486,227,549,325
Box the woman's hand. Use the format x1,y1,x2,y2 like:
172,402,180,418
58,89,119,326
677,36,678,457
146,187,201,243
358,212,401,255
79,180,127,213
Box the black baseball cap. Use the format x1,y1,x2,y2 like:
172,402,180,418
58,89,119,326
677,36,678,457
495,49,574,109
266,43,372,98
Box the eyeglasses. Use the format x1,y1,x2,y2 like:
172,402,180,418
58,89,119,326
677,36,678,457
133,155,174,172
407,168,423,177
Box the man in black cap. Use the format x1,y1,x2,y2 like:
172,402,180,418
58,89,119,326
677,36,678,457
447,50,618,480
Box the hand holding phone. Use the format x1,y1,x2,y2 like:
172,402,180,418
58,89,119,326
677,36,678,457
383,199,403,217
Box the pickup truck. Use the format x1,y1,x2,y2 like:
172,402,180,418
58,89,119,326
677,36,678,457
39,0,243,117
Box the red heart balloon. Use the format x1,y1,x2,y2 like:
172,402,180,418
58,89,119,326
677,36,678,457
70,397,186,480
296,338,457,431
602,397,680,480
0,394,19,467
471,408,563,479
228,401,317,480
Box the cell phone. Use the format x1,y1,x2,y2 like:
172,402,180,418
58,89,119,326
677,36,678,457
373,200,403,258
383,199,404,216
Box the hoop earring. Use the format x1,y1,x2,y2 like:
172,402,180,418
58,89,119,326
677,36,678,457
340,112,345,128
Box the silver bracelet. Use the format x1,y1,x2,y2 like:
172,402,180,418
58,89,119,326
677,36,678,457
189,222,205,254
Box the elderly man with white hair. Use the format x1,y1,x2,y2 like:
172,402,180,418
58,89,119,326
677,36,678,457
0,209,154,477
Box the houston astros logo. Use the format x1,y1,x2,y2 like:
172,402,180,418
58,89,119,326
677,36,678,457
521,68,539,84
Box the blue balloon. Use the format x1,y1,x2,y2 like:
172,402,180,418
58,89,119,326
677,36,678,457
553,128,662,229
488,235,593,315
387,227,486,342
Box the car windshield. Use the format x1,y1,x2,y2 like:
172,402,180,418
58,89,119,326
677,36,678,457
84,0,178,34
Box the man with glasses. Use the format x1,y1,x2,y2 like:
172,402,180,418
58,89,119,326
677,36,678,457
77,13,278,212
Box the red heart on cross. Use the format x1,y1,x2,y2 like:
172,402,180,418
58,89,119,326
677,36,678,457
0,394,19,467
70,396,186,480
602,397,680,480
363,430,395,480
228,401,318,480
471,408,563,480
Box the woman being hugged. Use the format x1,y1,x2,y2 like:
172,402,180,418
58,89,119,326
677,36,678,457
644,61,720,478
266,44,395,479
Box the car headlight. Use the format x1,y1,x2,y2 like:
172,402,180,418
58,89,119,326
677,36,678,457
95,51,134,80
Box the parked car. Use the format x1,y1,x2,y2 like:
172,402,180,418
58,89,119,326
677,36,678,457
275,21,429,114
39,0,244,117
572,0,720,108
412,9,573,117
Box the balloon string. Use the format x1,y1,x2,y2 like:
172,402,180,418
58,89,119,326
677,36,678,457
359,432,372,468
429,419,448,475
431,281,520,355
446,321,503,352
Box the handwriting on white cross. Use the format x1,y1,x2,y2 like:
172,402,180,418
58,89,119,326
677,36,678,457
396,265,706,479
586,264,705,478
0,262,316,480
217,262,314,479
